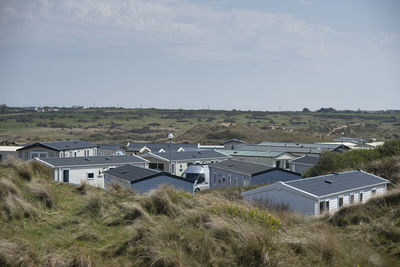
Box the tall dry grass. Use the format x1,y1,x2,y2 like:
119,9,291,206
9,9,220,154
0,158,399,266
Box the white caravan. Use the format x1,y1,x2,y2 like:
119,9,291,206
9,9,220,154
182,165,210,193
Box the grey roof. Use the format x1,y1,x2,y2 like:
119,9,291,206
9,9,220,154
104,164,195,184
125,143,198,153
332,137,365,144
97,144,124,151
210,159,273,176
216,149,287,158
143,150,230,162
289,155,320,165
36,155,147,167
257,142,349,150
18,140,97,151
235,144,326,154
285,170,390,197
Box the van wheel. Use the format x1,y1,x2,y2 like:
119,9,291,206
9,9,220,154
194,188,200,193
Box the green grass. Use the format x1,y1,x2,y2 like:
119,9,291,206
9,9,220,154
1,108,399,145
1,158,400,266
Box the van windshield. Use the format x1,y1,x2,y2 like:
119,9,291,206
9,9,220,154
183,173,201,180
183,173,206,183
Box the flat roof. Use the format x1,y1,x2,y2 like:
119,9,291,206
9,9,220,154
216,149,285,158
210,159,273,176
143,150,230,161
0,146,23,152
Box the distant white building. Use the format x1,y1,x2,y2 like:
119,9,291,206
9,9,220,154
241,170,390,216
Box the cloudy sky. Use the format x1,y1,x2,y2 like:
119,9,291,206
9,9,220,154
0,0,399,111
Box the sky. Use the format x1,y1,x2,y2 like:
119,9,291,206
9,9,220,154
0,0,399,111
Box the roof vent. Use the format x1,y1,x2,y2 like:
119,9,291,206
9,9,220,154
324,180,332,184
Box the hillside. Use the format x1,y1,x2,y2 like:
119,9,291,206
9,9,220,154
1,158,400,266
1,108,399,145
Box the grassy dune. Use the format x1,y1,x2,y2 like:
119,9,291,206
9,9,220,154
0,158,400,266
1,108,399,145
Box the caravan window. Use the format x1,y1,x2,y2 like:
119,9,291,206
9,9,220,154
350,194,355,204
338,197,343,208
319,200,330,214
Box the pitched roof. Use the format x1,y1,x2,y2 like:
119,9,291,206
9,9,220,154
210,159,273,176
36,155,148,167
216,149,286,158
285,170,390,198
223,139,244,144
104,164,195,184
289,155,320,165
125,143,198,153
18,140,97,151
143,150,230,162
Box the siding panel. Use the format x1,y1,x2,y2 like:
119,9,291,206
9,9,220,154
131,176,194,193
243,188,317,216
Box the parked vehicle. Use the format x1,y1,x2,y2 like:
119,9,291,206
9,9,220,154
182,165,210,192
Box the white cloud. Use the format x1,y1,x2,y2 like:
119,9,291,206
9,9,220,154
0,0,397,62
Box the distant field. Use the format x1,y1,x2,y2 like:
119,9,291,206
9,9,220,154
0,108,399,145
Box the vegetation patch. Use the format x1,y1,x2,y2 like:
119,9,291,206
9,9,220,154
210,203,281,229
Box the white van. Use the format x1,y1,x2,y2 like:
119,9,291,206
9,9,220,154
182,165,210,193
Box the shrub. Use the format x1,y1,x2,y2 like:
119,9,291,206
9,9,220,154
0,239,35,266
142,186,178,216
27,182,54,209
75,182,89,195
304,139,400,178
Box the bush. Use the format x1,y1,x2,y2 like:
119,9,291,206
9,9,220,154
304,139,400,178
